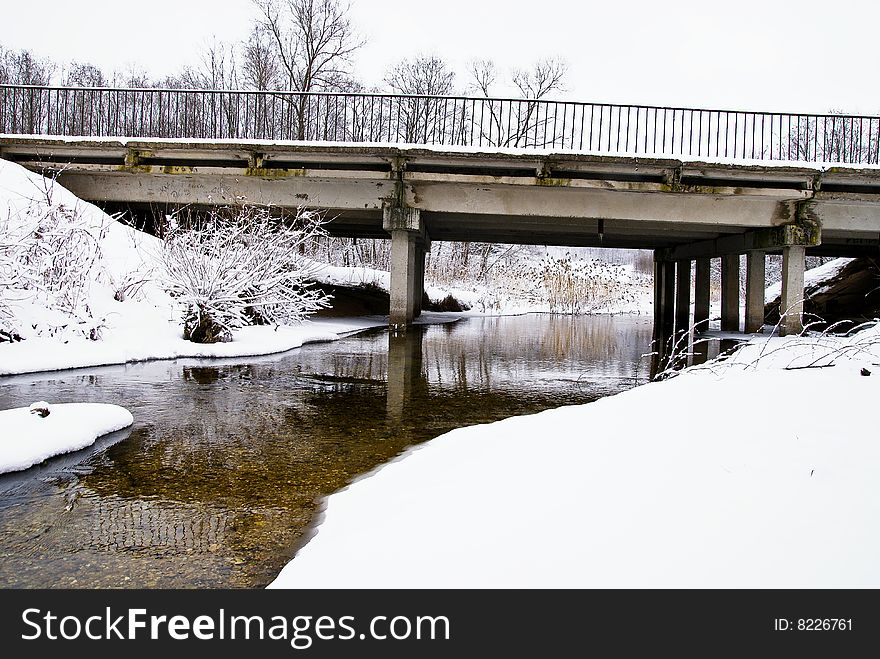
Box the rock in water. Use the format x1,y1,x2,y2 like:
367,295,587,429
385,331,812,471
28,401,50,418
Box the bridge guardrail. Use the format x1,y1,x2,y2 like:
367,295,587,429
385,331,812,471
2,84,879,165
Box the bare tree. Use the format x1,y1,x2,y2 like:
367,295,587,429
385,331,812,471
385,55,456,142
241,25,283,91
177,38,239,90
469,57,567,147
0,47,54,85
253,0,363,138
110,64,152,88
511,58,566,99
386,55,455,97
783,110,879,164
62,62,107,87
239,25,284,138
0,48,56,133
170,38,243,137
56,62,108,135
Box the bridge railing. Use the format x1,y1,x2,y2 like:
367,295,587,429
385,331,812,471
2,84,880,164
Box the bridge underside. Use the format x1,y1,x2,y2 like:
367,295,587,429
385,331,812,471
3,136,880,346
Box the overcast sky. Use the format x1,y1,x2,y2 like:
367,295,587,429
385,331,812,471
3,0,878,114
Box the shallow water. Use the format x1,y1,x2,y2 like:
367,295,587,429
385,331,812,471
0,314,652,588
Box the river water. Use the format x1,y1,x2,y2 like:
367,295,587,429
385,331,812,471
0,314,652,588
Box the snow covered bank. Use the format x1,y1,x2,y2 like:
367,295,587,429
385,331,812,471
0,157,464,376
764,257,853,302
269,326,880,588
1,317,363,377
0,402,133,474
0,314,463,377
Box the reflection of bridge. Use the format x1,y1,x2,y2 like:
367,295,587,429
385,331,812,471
4,86,880,356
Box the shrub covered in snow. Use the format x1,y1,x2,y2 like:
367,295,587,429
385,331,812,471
159,206,332,343
0,174,109,342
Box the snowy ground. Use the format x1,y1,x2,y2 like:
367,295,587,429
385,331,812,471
269,325,880,588
0,314,463,377
0,402,133,474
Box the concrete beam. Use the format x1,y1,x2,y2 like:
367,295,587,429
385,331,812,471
744,252,766,333
652,257,676,373
407,183,795,227
659,221,822,261
57,170,394,211
25,136,880,256
721,254,740,332
780,245,806,336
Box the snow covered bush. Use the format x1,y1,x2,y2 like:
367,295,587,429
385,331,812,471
0,174,109,341
160,206,331,343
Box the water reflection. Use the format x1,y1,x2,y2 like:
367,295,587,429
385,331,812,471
0,314,652,588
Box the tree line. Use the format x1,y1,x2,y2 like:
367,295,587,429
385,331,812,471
1,0,568,146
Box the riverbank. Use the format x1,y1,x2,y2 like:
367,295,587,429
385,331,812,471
0,312,464,377
0,157,470,377
269,324,880,588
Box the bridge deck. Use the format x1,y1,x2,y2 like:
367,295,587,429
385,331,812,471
3,136,880,256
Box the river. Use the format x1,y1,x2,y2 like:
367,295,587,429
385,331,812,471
0,313,652,587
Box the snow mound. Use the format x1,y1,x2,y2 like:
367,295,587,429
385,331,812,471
764,257,853,302
0,402,134,474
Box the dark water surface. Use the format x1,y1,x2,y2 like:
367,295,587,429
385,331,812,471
0,314,652,588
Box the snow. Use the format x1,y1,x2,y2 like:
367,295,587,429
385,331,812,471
0,319,349,376
314,263,390,291
764,257,854,302
0,402,133,474
9,133,880,171
0,157,459,376
269,325,880,588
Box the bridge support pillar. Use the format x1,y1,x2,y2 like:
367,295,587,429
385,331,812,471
745,251,766,333
693,257,711,333
721,254,740,332
384,205,427,328
414,246,426,318
780,244,806,336
652,255,676,375
675,259,692,350
389,229,417,326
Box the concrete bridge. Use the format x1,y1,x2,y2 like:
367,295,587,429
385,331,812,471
4,85,880,364
3,135,880,348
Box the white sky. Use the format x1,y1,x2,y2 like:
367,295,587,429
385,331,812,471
3,0,879,115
